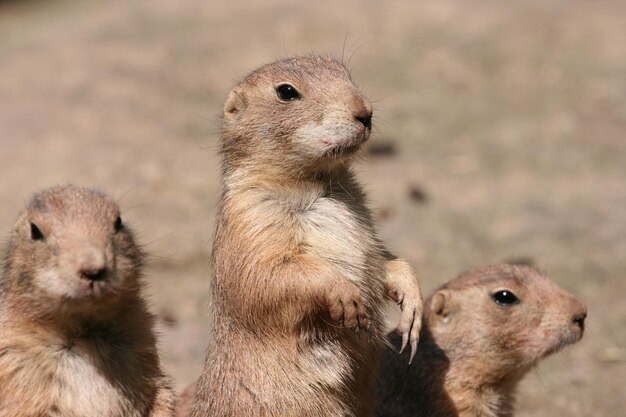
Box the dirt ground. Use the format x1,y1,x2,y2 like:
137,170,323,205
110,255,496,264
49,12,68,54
0,0,624,415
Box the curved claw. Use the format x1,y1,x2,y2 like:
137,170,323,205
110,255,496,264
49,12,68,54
399,332,409,354
409,338,418,364
397,306,421,364
408,309,418,364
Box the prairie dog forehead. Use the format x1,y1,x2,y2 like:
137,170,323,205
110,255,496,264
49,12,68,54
442,264,546,294
26,186,120,230
241,56,353,91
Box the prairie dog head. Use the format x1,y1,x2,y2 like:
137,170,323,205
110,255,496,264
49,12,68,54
222,55,373,175
427,264,587,382
2,185,143,319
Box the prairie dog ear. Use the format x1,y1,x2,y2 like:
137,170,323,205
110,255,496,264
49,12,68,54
224,87,247,121
430,290,455,324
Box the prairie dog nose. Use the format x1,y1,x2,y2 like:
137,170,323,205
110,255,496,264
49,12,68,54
351,95,373,129
77,245,108,281
80,266,107,282
572,310,587,331
571,300,587,332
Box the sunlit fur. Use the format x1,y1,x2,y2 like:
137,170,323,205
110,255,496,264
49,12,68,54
377,264,587,417
190,56,423,417
0,185,176,417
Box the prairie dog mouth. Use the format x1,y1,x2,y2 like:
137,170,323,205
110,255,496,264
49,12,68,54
295,114,370,159
539,325,584,358
320,127,370,157
323,142,363,157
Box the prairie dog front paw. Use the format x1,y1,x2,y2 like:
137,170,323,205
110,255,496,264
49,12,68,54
386,259,423,363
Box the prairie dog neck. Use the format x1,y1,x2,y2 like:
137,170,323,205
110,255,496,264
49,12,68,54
419,333,518,417
1,294,148,342
222,162,364,223
224,159,356,193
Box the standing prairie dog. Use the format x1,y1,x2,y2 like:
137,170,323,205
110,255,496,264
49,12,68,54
377,264,587,417
190,55,423,417
0,185,176,417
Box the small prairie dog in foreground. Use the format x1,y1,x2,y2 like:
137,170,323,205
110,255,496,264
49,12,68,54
0,185,176,417
190,55,423,417
377,264,587,417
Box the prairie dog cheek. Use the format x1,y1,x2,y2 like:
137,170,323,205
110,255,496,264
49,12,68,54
34,268,75,298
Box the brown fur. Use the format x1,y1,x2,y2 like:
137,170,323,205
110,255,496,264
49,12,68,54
0,185,176,417
190,55,422,417
376,264,587,417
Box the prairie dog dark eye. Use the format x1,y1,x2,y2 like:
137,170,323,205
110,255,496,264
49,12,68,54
491,290,519,307
276,84,300,101
30,223,44,241
114,216,123,233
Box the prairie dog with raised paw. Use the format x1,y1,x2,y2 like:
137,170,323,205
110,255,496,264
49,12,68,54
0,185,176,417
377,264,587,417
190,55,423,417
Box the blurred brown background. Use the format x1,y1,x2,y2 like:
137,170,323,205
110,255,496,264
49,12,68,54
1,0,624,415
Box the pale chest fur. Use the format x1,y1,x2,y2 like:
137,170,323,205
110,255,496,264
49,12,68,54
226,179,384,277
302,194,380,280
223,180,387,311
0,329,148,417
54,347,130,417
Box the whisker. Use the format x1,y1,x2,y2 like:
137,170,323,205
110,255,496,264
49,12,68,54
341,30,350,66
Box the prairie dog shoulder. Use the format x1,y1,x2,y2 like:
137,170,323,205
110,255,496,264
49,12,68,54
0,185,175,417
